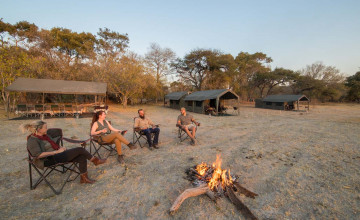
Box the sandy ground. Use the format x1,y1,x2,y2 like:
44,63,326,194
0,103,359,219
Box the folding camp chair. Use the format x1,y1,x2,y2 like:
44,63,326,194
132,117,155,148
27,128,90,195
64,104,74,116
89,121,117,159
232,106,239,115
16,104,28,117
50,105,62,117
27,105,36,117
177,122,198,142
35,104,44,118
74,105,83,119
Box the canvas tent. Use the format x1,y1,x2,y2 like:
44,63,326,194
164,91,189,109
183,89,239,114
255,94,310,111
5,78,107,118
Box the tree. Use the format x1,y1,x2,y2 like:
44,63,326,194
172,49,225,91
293,62,345,101
105,52,154,107
0,46,33,111
145,43,175,102
205,53,236,90
96,27,129,59
251,68,298,97
50,27,96,61
345,71,360,102
234,52,272,99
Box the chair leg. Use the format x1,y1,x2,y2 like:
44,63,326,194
29,162,33,190
133,133,143,148
29,162,80,195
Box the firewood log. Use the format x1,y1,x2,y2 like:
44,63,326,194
169,184,209,215
226,186,258,220
233,182,258,199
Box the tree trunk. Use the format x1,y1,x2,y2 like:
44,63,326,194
122,94,128,108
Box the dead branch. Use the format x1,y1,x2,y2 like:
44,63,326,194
169,184,209,215
226,186,258,220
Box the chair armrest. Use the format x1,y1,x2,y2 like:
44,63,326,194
134,127,142,132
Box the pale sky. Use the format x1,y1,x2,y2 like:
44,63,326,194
1,0,359,76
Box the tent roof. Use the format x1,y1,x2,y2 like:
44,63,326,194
263,94,309,102
184,89,239,101
164,91,188,100
6,78,107,95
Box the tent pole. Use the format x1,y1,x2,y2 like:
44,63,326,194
6,91,10,119
308,101,310,111
297,101,299,111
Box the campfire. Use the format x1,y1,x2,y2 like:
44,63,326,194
170,154,258,219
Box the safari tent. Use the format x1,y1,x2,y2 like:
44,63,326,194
255,94,310,111
5,77,108,118
164,91,189,109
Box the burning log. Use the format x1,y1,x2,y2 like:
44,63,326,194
170,154,258,219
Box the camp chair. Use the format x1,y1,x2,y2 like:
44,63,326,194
74,105,83,119
26,105,36,117
177,122,198,142
50,105,62,117
34,104,44,118
132,117,156,148
16,104,28,117
231,106,239,115
27,128,90,195
89,121,117,159
64,104,74,116
94,105,109,114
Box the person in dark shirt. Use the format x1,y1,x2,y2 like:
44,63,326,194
24,120,106,184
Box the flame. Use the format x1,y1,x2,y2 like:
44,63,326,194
198,154,233,191
196,162,208,176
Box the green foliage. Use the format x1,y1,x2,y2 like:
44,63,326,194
345,72,360,102
50,27,96,59
104,53,155,107
96,27,129,57
172,49,233,91
233,52,273,99
293,62,345,102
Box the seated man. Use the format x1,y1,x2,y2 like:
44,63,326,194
177,107,200,145
134,109,160,150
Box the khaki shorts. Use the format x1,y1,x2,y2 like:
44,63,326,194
184,124,195,130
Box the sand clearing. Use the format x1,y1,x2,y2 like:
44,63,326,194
0,103,359,219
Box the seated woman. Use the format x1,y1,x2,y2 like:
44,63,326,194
23,120,106,184
91,111,136,165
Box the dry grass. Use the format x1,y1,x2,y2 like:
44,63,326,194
0,103,359,219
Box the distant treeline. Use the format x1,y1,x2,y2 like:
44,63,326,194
1,19,359,111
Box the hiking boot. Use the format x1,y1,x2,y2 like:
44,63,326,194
91,157,107,166
153,144,159,149
117,155,125,165
127,142,137,150
80,172,95,184
190,138,197,146
148,145,154,151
